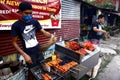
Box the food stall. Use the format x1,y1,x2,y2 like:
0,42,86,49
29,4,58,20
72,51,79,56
30,40,100,80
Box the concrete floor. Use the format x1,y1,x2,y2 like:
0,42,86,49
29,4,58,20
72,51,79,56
98,55,120,80
95,33,120,80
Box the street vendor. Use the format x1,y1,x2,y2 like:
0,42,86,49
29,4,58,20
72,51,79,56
11,1,57,80
88,14,108,44
88,14,109,79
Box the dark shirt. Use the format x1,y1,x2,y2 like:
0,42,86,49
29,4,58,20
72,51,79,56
88,21,102,40
11,19,42,54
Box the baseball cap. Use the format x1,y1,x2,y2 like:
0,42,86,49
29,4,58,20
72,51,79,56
17,2,32,12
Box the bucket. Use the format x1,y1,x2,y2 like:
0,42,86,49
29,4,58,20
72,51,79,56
82,36,88,41
6,68,26,80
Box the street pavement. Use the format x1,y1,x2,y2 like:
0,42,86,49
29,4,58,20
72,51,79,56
98,55,120,80
96,33,120,80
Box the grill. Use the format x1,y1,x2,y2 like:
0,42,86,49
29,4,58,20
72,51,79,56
30,65,62,80
55,44,82,63
31,44,100,80
55,44,100,80
30,56,80,80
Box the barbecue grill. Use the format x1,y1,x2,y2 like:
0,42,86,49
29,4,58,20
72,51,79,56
30,43,100,80
30,55,85,80
55,44,100,80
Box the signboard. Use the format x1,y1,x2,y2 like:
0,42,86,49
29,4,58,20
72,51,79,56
0,0,61,30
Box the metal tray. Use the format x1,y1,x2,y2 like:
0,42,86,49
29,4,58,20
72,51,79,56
55,44,83,63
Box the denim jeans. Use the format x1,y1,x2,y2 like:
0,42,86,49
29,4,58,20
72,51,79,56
90,39,100,45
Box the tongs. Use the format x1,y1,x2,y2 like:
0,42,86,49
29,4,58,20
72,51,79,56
71,65,85,72
69,69,78,74
41,62,51,72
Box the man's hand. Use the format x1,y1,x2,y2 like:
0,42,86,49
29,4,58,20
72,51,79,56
102,30,107,34
104,32,111,38
23,54,33,64
49,34,57,45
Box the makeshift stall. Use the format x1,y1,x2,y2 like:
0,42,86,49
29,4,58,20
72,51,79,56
30,40,100,80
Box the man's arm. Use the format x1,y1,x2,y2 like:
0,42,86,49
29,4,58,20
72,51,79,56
39,29,57,51
39,42,54,51
93,27,107,34
39,35,57,51
40,29,52,38
12,36,33,64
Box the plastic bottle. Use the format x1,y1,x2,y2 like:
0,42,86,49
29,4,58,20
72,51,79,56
56,36,65,46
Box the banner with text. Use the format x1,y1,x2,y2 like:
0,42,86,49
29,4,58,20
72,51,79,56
0,0,61,30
